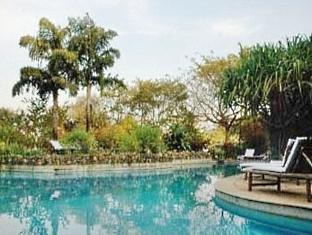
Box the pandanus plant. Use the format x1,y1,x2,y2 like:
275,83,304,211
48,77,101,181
220,35,312,155
12,18,78,139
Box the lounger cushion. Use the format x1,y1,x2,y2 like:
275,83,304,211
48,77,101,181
249,137,307,173
239,138,295,169
284,137,307,172
282,139,295,167
245,149,255,157
240,160,282,169
247,165,286,173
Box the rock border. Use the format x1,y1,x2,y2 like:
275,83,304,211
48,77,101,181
0,159,234,173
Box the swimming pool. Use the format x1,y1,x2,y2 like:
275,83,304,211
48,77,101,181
0,165,311,234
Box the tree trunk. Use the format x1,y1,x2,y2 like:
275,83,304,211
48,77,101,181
52,91,59,140
268,91,285,158
224,126,230,146
86,82,92,132
268,127,283,158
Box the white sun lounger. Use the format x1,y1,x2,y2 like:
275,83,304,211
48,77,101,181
239,138,295,169
237,148,255,161
244,137,312,202
50,140,64,152
245,137,307,173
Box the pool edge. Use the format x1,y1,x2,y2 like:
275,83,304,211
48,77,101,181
0,159,237,173
215,176,312,221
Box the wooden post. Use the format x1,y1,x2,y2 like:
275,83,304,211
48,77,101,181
248,172,253,191
306,179,311,202
277,176,281,192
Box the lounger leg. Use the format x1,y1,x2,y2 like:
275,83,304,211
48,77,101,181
248,172,253,191
296,178,300,186
277,176,281,192
261,174,265,180
244,172,247,180
306,179,311,202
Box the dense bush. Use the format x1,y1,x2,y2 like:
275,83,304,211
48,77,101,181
94,117,137,150
0,142,43,157
189,130,208,151
61,129,97,153
134,125,165,153
165,123,191,151
94,125,119,150
119,132,139,153
165,122,208,152
240,117,267,154
119,125,165,153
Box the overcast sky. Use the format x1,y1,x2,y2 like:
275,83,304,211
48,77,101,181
1,0,312,109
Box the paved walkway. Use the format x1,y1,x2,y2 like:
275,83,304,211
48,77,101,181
215,174,312,220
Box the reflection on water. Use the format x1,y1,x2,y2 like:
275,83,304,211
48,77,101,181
0,165,309,235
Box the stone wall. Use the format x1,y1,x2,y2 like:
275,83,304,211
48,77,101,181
0,151,213,166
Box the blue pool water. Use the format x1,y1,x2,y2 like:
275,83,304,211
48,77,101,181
0,165,311,235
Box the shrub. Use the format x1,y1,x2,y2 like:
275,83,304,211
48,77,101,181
134,125,165,153
189,130,209,151
94,117,137,150
165,123,191,151
0,143,24,156
212,145,226,160
119,133,139,153
119,125,165,153
240,117,267,154
94,125,119,150
165,122,208,152
0,142,43,157
62,129,97,153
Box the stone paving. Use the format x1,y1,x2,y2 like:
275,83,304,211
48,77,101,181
215,174,312,220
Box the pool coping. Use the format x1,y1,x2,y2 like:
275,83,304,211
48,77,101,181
215,175,312,221
0,159,237,173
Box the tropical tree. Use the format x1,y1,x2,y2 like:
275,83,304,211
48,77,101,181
187,54,239,145
127,79,188,126
220,35,312,155
12,18,77,139
68,14,122,132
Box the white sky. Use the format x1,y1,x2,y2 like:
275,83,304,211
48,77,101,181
0,0,311,109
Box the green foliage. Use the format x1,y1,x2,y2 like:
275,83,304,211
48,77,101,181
68,14,123,131
220,34,312,154
189,130,208,151
119,133,139,153
165,123,191,151
127,79,188,126
0,109,23,145
67,96,110,130
187,54,239,146
68,14,120,88
240,117,267,153
62,129,97,153
119,125,164,153
94,116,137,150
134,125,164,153
165,119,208,152
212,145,226,160
13,17,78,139
0,143,43,157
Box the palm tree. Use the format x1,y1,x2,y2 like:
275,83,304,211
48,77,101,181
12,18,77,139
68,14,123,132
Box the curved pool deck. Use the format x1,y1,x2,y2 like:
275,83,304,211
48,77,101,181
215,174,312,221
